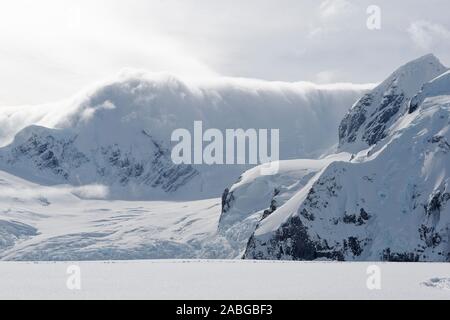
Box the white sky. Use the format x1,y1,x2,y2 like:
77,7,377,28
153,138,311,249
1,0,449,105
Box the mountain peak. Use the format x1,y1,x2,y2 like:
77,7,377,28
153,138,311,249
404,53,441,66
379,54,447,97
394,54,444,74
338,54,448,151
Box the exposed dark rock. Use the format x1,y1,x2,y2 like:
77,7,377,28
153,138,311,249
245,214,374,261
428,135,450,153
261,198,278,221
362,92,404,146
347,237,363,256
419,225,442,248
245,215,345,261
339,94,372,144
342,208,370,226
220,188,235,225
424,190,450,216
343,213,357,224
359,208,370,221
381,248,420,262
339,90,405,147
408,100,419,114
299,208,315,221
221,188,230,213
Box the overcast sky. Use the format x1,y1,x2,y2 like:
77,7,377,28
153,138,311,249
1,0,449,105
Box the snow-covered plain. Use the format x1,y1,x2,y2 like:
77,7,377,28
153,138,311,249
0,260,449,299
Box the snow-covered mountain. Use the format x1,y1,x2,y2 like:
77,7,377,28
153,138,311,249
220,54,450,262
0,124,198,200
0,73,369,200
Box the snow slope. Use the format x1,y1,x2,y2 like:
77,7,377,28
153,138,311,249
218,153,351,256
0,74,370,199
219,54,450,262
0,260,449,299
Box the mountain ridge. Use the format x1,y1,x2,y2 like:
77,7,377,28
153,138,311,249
0,73,369,199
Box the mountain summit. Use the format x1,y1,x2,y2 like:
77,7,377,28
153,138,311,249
338,54,448,152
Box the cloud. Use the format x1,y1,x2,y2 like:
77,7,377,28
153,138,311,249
319,0,353,19
408,20,450,50
0,0,217,106
0,71,373,146
1,0,450,105
70,185,110,199
315,70,339,83
0,184,109,200
308,0,356,39
81,100,116,123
